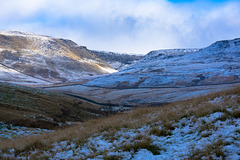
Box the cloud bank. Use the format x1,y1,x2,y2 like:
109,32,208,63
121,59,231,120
1,0,240,54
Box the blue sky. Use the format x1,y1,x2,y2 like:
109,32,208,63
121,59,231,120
1,0,240,54
168,0,235,2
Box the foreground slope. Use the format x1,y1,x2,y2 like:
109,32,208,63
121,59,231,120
0,31,116,84
1,86,239,159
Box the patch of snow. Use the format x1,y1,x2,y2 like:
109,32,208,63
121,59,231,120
209,96,225,104
0,122,53,140
0,63,51,85
98,66,118,74
132,149,161,160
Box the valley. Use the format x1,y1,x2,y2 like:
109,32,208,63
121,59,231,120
0,31,239,159
43,82,240,105
38,38,240,106
0,30,239,116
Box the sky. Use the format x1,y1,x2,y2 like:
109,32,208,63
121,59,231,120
1,0,240,54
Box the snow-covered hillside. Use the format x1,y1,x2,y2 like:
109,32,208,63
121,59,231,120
85,39,240,88
92,50,143,71
0,31,117,84
141,48,199,63
0,63,51,85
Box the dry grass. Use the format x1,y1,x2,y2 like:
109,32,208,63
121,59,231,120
120,136,160,155
188,139,227,159
0,82,105,129
0,86,239,157
149,127,172,137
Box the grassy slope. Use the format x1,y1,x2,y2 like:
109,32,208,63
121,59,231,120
0,82,104,129
0,85,239,159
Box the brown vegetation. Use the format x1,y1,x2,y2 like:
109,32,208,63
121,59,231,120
0,85,239,158
0,83,104,129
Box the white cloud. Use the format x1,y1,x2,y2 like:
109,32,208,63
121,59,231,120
1,0,240,54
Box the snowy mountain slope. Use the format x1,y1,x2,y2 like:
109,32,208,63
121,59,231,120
85,39,240,88
140,48,199,63
91,50,143,70
0,63,50,85
0,31,117,84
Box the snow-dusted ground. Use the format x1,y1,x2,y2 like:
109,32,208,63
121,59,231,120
1,95,239,159
0,122,53,140
47,82,240,105
91,50,143,71
43,110,239,159
105,61,132,71
0,63,51,85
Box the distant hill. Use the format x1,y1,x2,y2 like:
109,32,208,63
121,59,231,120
85,39,240,88
0,31,117,85
91,50,143,71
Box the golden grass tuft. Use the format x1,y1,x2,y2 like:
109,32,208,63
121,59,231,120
149,127,172,137
120,135,160,155
188,139,227,159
